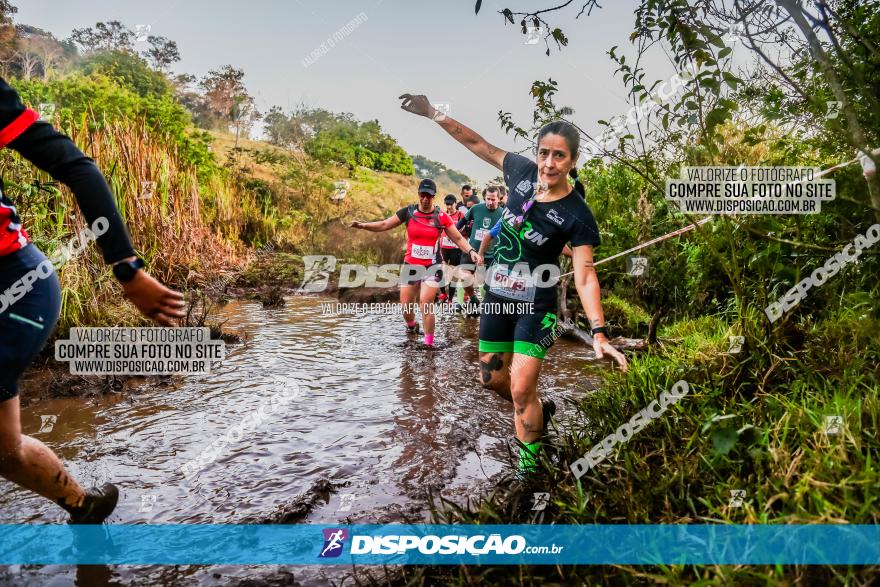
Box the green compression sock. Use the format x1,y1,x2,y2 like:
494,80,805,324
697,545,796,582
518,440,542,473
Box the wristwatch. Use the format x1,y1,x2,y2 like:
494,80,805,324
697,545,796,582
112,257,145,282
591,326,609,337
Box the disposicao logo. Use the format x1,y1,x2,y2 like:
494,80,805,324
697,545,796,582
350,533,527,555
318,528,349,558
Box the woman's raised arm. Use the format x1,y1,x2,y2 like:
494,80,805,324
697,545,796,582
399,94,506,171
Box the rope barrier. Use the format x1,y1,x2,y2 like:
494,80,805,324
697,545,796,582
557,148,879,278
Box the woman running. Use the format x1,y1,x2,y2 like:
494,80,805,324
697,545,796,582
399,93,628,473
350,178,481,347
0,78,186,522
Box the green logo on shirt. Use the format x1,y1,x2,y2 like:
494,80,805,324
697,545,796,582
541,312,557,331
495,221,522,264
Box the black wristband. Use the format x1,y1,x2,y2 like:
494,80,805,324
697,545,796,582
112,257,145,282
591,326,609,337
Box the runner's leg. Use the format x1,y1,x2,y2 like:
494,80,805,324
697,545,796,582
463,275,475,302
419,275,440,344
0,244,87,511
400,281,418,330
478,351,513,401
509,354,544,443
458,265,476,305
477,294,515,400
509,310,559,471
475,259,490,299
0,396,86,509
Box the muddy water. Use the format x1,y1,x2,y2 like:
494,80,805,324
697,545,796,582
0,295,601,585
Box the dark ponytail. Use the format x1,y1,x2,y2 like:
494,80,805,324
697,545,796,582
569,168,585,199
538,120,585,199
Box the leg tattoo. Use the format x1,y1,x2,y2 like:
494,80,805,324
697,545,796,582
480,353,504,384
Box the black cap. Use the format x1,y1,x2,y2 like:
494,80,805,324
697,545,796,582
418,178,437,195
444,194,456,204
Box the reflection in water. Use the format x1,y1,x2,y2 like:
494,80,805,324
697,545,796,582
393,350,444,495
0,296,600,585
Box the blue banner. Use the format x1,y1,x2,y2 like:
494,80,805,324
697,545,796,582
0,524,877,565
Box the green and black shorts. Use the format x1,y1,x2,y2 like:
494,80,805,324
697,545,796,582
477,291,560,359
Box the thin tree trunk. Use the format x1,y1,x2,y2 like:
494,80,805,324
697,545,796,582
778,0,880,222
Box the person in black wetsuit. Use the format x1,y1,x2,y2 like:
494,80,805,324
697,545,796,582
0,78,186,523
399,92,627,474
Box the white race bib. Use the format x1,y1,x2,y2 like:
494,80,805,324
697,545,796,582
440,235,455,248
487,265,535,302
411,244,436,260
474,228,489,241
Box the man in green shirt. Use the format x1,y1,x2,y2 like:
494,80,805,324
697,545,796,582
456,186,503,311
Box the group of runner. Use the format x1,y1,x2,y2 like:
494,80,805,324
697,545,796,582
0,75,631,525
351,181,505,344
435,184,505,309
350,93,639,476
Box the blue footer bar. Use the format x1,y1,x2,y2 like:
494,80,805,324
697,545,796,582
1,524,878,565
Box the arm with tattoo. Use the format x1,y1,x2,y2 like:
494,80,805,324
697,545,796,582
434,116,506,171
398,93,506,170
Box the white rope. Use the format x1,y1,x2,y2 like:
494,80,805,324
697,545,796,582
558,147,879,278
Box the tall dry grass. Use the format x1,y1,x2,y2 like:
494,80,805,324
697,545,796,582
3,113,248,328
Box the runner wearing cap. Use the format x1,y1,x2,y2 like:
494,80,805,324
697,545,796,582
399,93,627,474
350,178,481,346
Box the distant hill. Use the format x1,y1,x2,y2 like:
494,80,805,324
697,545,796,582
411,155,471,195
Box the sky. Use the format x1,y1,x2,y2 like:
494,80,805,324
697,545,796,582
15,0,681,184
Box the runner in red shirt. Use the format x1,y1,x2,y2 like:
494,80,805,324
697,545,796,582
351,179,481,346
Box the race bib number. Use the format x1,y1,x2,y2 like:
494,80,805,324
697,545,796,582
440,235,455,248
487,265,535,302
411,244,435,260
474,228,489,241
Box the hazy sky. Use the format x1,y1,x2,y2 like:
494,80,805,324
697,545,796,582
16,0,680,184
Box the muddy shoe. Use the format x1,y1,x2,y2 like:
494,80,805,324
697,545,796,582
67,483,119,525
405,323,420,335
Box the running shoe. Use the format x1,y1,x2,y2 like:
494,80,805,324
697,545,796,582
515,400,557,476
437,293,449,303
406,323,420,335
67,483,119,524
